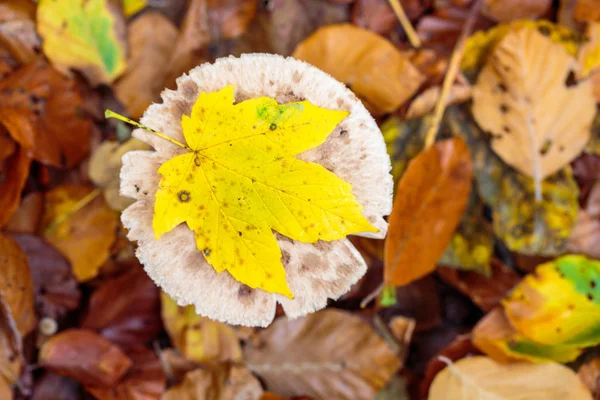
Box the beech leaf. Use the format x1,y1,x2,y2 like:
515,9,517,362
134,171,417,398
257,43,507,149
146,85,375,297
472,26,596,200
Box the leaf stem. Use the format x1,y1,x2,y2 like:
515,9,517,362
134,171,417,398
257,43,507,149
105,110,191,151
424,0,481,149
388,0,422,48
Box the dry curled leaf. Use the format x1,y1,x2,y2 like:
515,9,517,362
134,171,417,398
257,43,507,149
481,0,551,22
0,233,36,337
42,185,118,282
115,12,178,119
385,138,473,286
161,292,242,364
244,309,401,400
472,26,596,197
292,24,424,115
39,329,132,388
0,61,91,168
428,355,592,399
81,266,161,350
9,234,80,320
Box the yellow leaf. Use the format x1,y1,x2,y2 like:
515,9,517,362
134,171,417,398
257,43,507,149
472,26,596,200
428,356,592,400
37,0,127,86
160,292,242,364
123,0,146,17
579,23,600,77
151,85,376,297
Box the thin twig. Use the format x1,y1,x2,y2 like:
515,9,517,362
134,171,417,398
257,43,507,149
44,188,102,234
388,0,422,48
424,0,482,149
360,282,384,309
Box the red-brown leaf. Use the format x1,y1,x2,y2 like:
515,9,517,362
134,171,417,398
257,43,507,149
0,139,31,228
384,138,473,286
39,329,132,388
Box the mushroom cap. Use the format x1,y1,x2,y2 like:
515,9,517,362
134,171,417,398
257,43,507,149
120,54,393,326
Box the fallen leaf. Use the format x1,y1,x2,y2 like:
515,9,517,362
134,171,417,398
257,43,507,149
575,0,600,22
86,348,166,400
384,138,473,286
123,0,147,17
42,185,118,282
163,365,263,400
405,83,472,119
381,116,428,185
437,259,521,312
384,276,442,331
4,192,43,234
472,307,582,363
446,105,579,256
158,348,200,384
0,1,41,64
39,329,132,388
351,0,397,36
0,143,31,228
0,233,36,337
81,266,161,350
244,309,401,399
160,292,242,364
9,234,80,320
292,24,424,115
32,372,80,400
503,255,600,348
578,23,600,77
114,12,178,119
578,358,600,397
472,26,596,195
428,355,592,399
481,0,551,22
150,85,374,296
568,178,600,257
36,0,127,86
0,61,91,168
88,139,151,211
0,300,23,385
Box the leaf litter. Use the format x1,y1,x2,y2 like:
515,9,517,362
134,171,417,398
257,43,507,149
2,0,600,399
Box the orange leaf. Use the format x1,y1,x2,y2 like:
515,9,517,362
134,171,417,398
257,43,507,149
0,141,31,228
39,329,132,388
384,138,473,286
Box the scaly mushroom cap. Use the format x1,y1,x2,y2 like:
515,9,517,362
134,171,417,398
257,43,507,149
120,54,393,326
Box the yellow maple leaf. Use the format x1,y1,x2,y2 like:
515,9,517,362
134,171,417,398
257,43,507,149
108,85,377,297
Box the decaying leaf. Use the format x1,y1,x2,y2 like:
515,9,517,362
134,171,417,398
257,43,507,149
446,106,579,256
32,372,80,400
428,355,592,399
503,255,600,348
568,179,600,258
0,303,22,385
473,307,582,363
405,82,472,119
37,0,127,85
381,116,428,185
42,185,118,282
244,309,401,400
0,233,36,337
10,234,80,319
115,12,178,119
0,61,91,168
4,192,43,234
351,0,397,36
0,1,41,64
472,26,596,199
292,24,424,115
151,85,374,297
89,138,151,211
578,358,600,397
385,138,473,286
481,0,551,22
163,365,263,400
160,292,242,364
81,266,161,350
575,0,600,22
0,142,31,228
39,329,132,388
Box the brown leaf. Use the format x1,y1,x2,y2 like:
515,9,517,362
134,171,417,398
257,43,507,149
162,365,263,400
0,1,41,64
160,292,242,364
384,138,473,286
481,0,551,22
9,233,80,320
4,192,43,234
405,82,472,119
115,12,178,119
81,266,161,350
578,358,600,398
42,185,118,282
158,349,200,385
32,372,80,400
244,309,401,400
437,259,521,312
0,377,11,400
292,24,424,115
428,356,592,399
351,0,397,35
86,348,166,400
39,329,132,388
568,179,600,258
0,300,23,385
0,62,91,168
0,233,36,337
575,0,600,22
0,142,31,228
